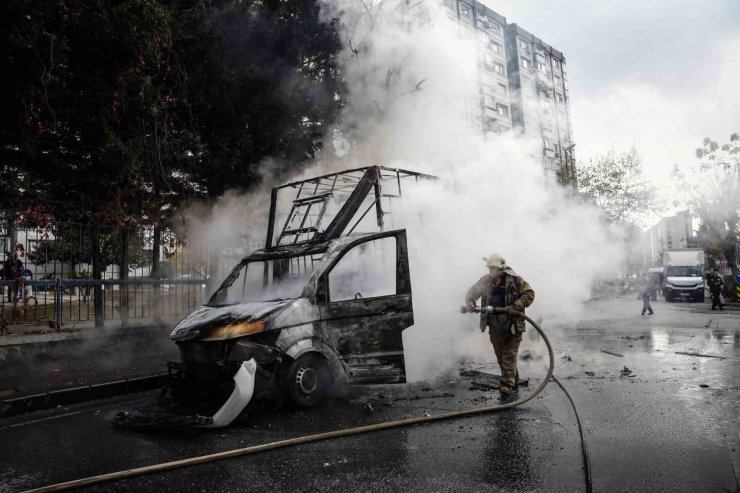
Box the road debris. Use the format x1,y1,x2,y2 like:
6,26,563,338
620,366,635,377
111,405,204,430
584,371,595,377
469,381,498,391
675,351,726,360
699,384,709,388
601,349,624,357
619,335,646,341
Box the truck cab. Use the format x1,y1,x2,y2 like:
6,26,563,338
166,167,435,426
662,248,705,302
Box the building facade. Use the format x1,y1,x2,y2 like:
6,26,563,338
438,0,576,180
645,211,694,265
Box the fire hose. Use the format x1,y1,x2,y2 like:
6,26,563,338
24,307,592,493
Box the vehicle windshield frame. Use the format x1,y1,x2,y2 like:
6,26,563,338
207,252,327,306
666,266,702,278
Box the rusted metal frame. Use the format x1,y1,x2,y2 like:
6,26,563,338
346,199,378,235
276,201,298,247
320,167,380,241
373,181,384,231
263,189,279,286
310,192,332,242
275,166,435,191
291,201,315,245
283,226,319,236
292,191,333,205
276,169,364,191
247,241,331,262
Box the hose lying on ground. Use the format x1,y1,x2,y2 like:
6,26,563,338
24,311,587,493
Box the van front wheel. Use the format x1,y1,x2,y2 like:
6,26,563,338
283,353,332,408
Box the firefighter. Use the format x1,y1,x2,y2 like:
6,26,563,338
465,254,535,395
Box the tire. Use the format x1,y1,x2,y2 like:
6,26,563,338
697,294,705,302
283,353,332,408
665,295,673,302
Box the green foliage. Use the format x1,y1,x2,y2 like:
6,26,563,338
1,0,343,223
576,148,659,225
27,228,152,270
677,133,740,275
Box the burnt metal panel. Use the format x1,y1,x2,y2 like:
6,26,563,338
319,295,413,384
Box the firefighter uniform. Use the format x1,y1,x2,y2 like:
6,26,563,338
465,254,535,392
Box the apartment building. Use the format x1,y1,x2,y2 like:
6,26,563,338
437,0,576,179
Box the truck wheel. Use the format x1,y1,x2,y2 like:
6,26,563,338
284,353,332,408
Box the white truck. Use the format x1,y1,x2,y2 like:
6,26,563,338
662,248,705,302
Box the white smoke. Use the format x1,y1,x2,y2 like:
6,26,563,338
180,0,629,381
313,0,627,379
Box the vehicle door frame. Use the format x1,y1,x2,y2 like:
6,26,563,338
314,229,413,384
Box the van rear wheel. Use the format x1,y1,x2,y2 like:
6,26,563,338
284,353,332,408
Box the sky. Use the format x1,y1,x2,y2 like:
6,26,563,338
491,0,740,192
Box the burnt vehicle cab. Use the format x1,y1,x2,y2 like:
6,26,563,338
168,167,433,427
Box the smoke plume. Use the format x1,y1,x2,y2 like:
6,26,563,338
182,0,630,381
316,0,626,379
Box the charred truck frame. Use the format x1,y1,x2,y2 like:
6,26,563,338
168,166,436,427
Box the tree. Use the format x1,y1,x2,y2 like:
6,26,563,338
1,0,345,240
167,0,344,198
676,133,740,276
577,148,659,225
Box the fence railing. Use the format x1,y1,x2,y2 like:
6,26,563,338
0,278,208,330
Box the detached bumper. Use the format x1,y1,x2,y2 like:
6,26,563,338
197,359,257,428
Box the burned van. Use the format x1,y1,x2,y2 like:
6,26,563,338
167,167,434,427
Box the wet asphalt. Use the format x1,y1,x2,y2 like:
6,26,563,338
1,297,738,492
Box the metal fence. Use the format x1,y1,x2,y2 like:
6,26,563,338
0,278,208,330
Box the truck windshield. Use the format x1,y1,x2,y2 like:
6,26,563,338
666,266,701,277
209,254,322,305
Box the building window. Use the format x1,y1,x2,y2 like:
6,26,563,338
554,75,562,86
543,137,551,148
484,52,494,67
459,3,472,18
498,83,508,95
483,94,495,108
519,38,529,51
490,40,502,54
556,93,564,103
537,61,545,72
521,58,531,69
487,18,500,33
496,103,509,116
494,62,504,75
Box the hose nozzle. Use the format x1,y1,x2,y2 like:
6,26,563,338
461,305,503,314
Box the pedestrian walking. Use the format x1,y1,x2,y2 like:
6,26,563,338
638,274,654,316
707,269,724,311
465,254,535,395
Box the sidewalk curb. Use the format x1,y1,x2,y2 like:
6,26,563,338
0,374,165,419
0,321,178,348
